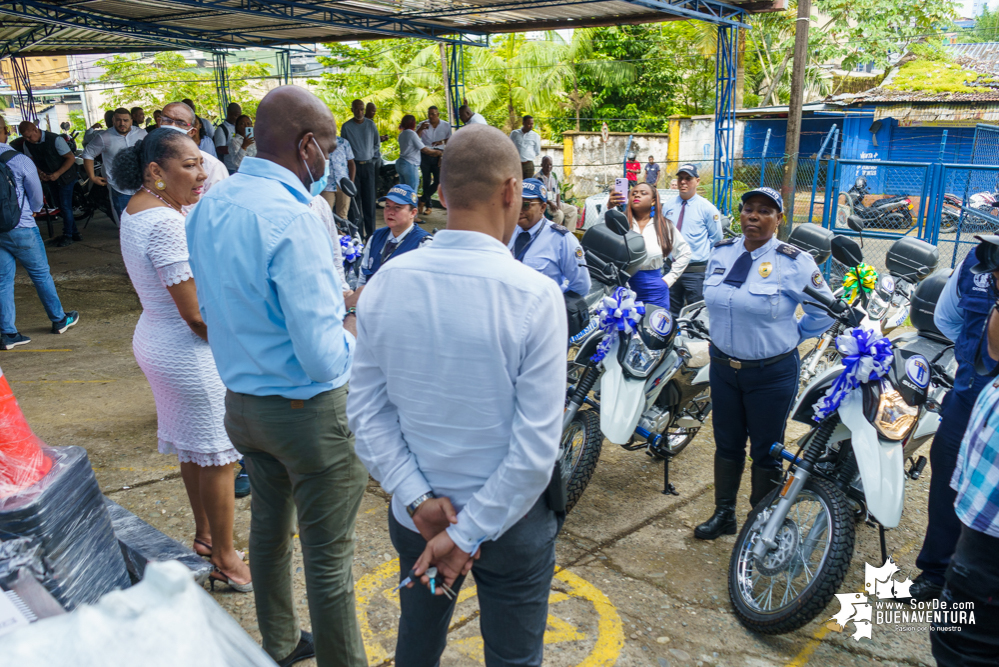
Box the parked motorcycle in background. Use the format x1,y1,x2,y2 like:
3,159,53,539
941,191,999,234
836,177,914,231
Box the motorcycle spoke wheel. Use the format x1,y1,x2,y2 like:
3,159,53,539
560,410,603,513
728,477,854,635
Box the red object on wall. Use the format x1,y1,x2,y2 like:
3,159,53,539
0,371,52,498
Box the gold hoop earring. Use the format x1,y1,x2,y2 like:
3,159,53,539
155,180,166,190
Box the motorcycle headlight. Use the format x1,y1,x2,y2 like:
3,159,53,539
866,291,889,321
621,332,664,378
874,383,918,440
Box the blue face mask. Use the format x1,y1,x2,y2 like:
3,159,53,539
301,137,329,196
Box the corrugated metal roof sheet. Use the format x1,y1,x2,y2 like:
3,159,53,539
0,0,784,56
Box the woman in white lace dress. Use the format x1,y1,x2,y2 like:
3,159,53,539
114,129,251,591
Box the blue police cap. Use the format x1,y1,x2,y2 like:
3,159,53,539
379,184,419,207
522,178,548,204
677,163,699,178
741,186,783,213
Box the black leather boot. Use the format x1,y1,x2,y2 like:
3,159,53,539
695,455,744,540
750,466,784,509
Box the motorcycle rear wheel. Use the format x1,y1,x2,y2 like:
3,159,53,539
728,476,855,635
560,409,603,513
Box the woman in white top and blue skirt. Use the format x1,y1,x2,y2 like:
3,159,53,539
396,115,441,193
694,187,834,540
610,182,690,309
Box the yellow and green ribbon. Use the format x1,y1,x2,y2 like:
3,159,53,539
841,263,878,302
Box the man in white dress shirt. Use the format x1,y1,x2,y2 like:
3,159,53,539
347,124,566,667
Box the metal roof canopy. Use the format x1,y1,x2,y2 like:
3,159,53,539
0,0,782,57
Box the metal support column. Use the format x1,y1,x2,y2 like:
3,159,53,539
212,51,230,121
447,40,466,126
9,56,37,122
277,50,291,85
713,25,738,216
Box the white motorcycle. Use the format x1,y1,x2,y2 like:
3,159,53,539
726,234,953,635
560,211,707,511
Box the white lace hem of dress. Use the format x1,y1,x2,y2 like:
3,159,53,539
157,260,194,287
158,439,241,467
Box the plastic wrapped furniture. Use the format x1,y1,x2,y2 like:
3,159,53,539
104,498,213,585
0,560,277,666
0,446,130,610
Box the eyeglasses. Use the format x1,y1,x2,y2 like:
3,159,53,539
521,201,540,210
159,113,192,129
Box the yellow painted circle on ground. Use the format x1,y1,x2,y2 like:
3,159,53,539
354,560,624,666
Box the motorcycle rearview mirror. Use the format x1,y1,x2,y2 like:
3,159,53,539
338,177,357,198
831,235,864,268
605,209,630,236
847,215,865,234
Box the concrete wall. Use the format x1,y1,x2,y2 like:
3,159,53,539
560,131,670,197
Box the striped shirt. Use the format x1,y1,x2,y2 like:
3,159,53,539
0,143,43,229
951,379,999,538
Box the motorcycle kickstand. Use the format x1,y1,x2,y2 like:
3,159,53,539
662,453,679,496
879,523,889,566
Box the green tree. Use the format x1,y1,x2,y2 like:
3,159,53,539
95,52,271,122
744,5,834,106
966,7,999,42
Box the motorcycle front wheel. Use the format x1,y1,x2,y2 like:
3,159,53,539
560,409,603,513
728,476,855,635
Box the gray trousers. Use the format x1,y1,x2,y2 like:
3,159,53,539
224,385,368,667
389,497,558,667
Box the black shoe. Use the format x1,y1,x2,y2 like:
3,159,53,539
0,332,30,350
276,631,315,667
71,233,83,242
694,455,745,540
234,460,251,498
52,311,80,334
54,235,73,248
906,574,944,602
750,466,784,509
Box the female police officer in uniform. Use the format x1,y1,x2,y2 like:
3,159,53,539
694,187,834,540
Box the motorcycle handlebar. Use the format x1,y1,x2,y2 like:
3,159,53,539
802,285,864,327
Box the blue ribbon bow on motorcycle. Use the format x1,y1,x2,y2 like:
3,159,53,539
590,287,646,364
812,327,893,422
340,235,363,264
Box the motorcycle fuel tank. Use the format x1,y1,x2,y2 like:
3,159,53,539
888,346,930,407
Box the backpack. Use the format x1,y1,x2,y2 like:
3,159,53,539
0,151,23,233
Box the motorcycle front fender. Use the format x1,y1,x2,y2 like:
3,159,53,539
600,339,646,445
838,390,905,528
693,361,710,386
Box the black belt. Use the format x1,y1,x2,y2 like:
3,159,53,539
684,261,708,274
710,347,794,370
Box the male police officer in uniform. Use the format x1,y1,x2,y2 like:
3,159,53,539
346,184,431,309
910,236,999,601
664,164,722,317
508,178,590,295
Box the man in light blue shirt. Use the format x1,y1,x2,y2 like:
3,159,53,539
664,163,722,317
508,177,590,295
186,86,365,667
0,120,79,350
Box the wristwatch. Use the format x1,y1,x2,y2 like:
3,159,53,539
406,491,435,517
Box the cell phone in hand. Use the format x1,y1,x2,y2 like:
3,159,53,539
614,177,629,200
245,127,253,138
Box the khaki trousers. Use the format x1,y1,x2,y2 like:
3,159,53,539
320,190,352,221
550,202,578,229
224,385,367,667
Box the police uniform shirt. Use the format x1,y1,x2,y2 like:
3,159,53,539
663,194,723,263
507,218,591,294
357,224,432,286
704,236,834,360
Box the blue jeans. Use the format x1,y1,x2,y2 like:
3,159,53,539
396,160,420,190
0,226,66,334
389,497,558,667
56,180,77,237
110,187,131,219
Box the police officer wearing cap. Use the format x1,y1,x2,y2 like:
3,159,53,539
663,163,723,317
346,184,431,308
508,178,591,295
694,187,834,540
908,236,999,602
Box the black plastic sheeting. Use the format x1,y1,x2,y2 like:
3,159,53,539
0,446,130,610
103,497,212,585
